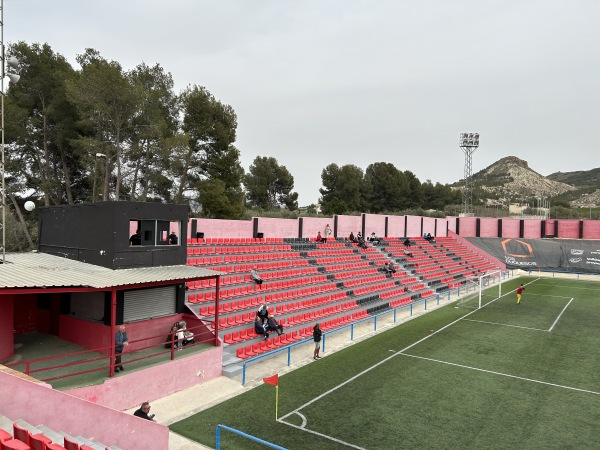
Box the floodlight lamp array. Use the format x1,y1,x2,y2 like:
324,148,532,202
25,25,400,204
459,132,479,148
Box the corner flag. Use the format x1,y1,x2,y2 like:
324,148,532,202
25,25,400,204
263,374,279,386
263,374,279,420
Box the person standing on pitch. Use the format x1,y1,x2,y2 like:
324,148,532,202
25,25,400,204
313,323,322,360
516,283,525,304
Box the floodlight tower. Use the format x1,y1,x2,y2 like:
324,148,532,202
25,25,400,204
459,132,479,216
1,0,22,263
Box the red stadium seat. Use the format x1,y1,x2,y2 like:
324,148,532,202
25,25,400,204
1,440,31,450
12,424,29,446
62,436,79,450
29,434,51,450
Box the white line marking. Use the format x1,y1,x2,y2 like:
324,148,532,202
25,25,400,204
524,293,572,299
548,298,574,332
464,319,547,332
535,283,600,291
294,412,307,428
279,420,366,450
278,278,541,447
400,353,600,396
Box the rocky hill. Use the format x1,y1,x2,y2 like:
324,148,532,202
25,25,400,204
465,156,576,201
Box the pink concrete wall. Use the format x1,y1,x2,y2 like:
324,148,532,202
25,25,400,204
558,220,580,238
336,215,363,239
363,214,386,238
67,345,222,410
406,216,422,237
0,296,14,361
447,217,457,233
0,370,169,450
300,217,335,239
59,314,203,356
189,218,254,239
479,218,499,237
387,215,405,237
458,217,477,237
522,219,542,238
545,220,556,236
501,218,520,238
256,217,298,238
422,217,436,236
582,220,600,239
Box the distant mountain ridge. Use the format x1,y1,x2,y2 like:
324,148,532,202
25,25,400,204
452,156,599,205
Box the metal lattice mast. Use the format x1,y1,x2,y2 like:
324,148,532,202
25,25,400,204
459,133,479,215
0,0,21,263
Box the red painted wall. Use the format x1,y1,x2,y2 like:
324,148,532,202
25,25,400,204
256,217,298,238
0,296,15,361
422,216,436,236
300,217,335,239
523,219,542,238
0,370,169,450
545,220,556,236
189,218,254,239
557,220,580,238
363,214,386,238
500,218,520,238
582,220,600,239
406,216,423,237
458,217,477,237
479,218,499,237
336,215,363,239
387,215,405,237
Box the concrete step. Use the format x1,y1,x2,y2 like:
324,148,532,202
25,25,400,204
0,414,13,434
222,363,243,379
35,424,64,445
15,418,45,436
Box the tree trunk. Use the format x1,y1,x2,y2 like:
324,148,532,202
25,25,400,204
9,194,34,249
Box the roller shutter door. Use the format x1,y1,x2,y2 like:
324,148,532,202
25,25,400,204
124,285,176,322
71,292,105,322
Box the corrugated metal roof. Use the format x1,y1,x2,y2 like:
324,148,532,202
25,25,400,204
0,252,222,289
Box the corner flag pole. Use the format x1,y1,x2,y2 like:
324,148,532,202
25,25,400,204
263,374,279,420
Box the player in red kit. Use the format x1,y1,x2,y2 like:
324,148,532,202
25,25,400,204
516,284,525,304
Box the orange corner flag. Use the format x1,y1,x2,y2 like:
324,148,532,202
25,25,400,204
263,374,279,386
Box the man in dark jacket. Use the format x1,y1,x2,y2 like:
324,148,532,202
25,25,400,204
134,402,155,421
254,316,269,340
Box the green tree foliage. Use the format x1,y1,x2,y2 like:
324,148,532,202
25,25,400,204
180,86,245,217
319,164,366,214
244,156,299,211
126,62,178,202
6,42,80,205
66,49,140,201
364,162,410,213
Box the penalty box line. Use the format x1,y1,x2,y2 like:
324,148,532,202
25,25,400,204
277,278,541,444
400,353,600,396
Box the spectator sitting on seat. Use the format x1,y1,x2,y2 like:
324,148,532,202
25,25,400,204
134,402,155,421
357,235,368,249
369,232,380,246
387,260,397,273
250,267,263,285
266,315,284,336
403,238,411,247
257,303,269,324
254,316,269,340
349,232,358,243
382,262,390,273
165,323,178,349
178,321,195,346
316,231,322,242
404,248,413,258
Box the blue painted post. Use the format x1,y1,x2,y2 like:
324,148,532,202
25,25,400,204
351,323,354,340
322,333,326,353
242,362,246,385
393,308,397,323
287,346,291,366
374,316,377,331
410,303,413,316
424,298,427,310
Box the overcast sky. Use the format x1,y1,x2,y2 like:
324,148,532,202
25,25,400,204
6,1,600,205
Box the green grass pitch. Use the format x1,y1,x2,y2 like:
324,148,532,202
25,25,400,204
170,277,600,449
